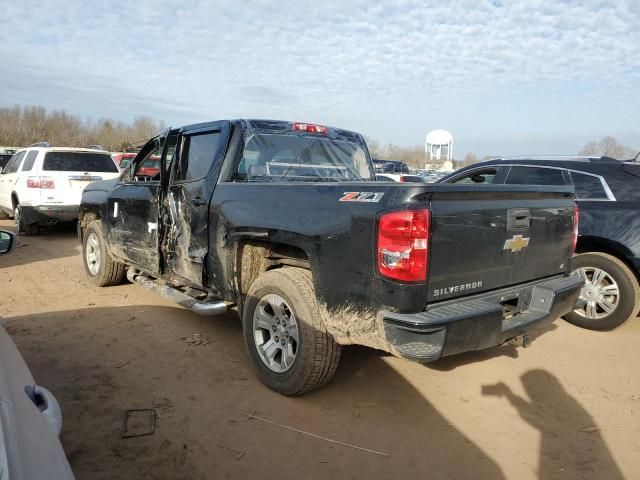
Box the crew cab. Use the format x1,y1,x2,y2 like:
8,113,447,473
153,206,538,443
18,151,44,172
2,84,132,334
79,120,583,395
440,156,640,330
0,143,120,234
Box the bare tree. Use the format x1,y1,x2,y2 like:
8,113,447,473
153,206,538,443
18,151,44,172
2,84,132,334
462,152,478,167
0,104,166,151
579,136,636,159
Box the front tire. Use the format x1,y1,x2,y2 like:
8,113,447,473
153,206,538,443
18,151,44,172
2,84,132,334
14,205,38,235
564,252,640,330
242,267,341,395
82,220,125,287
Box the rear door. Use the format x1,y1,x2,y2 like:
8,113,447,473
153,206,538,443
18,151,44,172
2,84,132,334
427,185,575,302
164,122,229,287
40,151,120,206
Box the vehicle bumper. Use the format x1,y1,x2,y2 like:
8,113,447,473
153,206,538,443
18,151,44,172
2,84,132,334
22,205,79,224
379,274,584,363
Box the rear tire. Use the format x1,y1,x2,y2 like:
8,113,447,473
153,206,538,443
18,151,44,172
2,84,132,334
242,267,341,395
14,204,38,236
564,252,640,330
82,220,125,287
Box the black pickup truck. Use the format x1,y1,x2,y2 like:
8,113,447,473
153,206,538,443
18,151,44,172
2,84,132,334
79,120,583,394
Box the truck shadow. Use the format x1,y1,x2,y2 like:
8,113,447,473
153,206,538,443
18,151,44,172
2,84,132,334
5,306,623,479
5,305,505,480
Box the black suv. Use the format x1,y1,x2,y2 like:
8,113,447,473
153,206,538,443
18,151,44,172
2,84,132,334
440,156,640,330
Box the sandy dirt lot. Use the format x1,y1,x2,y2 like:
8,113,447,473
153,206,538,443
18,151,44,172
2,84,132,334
1,219,639,479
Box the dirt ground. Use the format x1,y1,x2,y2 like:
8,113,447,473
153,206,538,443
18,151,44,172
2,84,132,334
1,220,639,480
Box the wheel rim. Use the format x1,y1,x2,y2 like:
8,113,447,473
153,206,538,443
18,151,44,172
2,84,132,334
252,294,299,373
85,232,101,276
14,207,20,229
574,267,620,319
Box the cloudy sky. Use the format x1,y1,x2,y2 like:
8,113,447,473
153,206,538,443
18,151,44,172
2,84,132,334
1,0,638,157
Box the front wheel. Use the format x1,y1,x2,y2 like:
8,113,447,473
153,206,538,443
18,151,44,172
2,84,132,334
82,220,125,287
564,252,640,330
242,267,341,395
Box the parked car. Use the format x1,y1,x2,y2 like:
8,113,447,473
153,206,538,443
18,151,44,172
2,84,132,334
440,155,640,330
0,229,75,479
376,173,428,182
0,143,120,234
113,152,161,178
79,120,582,395
372,159,411,181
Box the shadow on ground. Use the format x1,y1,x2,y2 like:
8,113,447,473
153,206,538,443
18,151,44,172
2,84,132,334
5,305,623,479
0,220,79,269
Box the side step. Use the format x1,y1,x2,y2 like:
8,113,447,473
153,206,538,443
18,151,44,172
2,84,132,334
127,270,229,316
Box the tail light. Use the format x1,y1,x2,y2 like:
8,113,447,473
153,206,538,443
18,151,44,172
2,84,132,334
570,205,579,256
26,176,55,189
292,122,328,134
377,209,429,282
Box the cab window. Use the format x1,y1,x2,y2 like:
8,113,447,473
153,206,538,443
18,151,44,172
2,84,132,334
569,172,609,200
452,168,498,184
505,166,566,185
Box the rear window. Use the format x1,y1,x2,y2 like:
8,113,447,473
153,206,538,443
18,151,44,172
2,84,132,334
43,152,118,172
569,171,609,200
236,133,373,182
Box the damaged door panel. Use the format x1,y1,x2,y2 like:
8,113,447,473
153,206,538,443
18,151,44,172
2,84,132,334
164,125,226,287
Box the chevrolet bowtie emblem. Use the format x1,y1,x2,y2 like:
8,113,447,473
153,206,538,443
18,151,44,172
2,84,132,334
503,235,530,253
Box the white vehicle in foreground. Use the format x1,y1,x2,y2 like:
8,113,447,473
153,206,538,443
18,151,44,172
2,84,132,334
0,229,74,478
0,143,120,235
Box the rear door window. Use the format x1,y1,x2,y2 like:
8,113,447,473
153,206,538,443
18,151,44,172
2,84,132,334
43,152,118,172
176,132,221,182
3,151,25,174
569,172,609,200
20,151,38,172
505,166,566,185
452,168,499,184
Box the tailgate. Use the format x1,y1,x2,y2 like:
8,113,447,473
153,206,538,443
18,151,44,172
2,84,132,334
426,185,575,302
43,172,118,205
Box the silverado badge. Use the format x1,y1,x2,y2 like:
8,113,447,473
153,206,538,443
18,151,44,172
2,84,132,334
503,235,530,253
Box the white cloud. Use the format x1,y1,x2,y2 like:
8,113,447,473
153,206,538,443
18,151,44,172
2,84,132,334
0,0,637,155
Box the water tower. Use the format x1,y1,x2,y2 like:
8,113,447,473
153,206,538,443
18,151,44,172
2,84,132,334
425,129,454,171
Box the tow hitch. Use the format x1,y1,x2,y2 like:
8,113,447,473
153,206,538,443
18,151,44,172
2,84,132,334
508,332,532,348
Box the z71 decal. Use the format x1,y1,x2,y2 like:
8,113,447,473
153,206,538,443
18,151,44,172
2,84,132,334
339,192,384,203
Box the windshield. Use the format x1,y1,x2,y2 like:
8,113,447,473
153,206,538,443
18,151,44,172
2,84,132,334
236,133,373,182
43,152,118,172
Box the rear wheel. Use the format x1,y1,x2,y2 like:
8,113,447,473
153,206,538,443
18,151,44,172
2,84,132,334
14,204,38,236
82,220,125,287
564,252,640,330
242,268,341,395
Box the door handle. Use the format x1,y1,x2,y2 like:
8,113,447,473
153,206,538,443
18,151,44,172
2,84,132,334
190,197,206,206
507,208,531,230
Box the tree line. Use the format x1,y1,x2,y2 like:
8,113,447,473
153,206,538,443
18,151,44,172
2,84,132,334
1,105,636,164
0,105,166,152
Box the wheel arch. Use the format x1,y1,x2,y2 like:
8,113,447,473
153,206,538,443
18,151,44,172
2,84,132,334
575,235,640,282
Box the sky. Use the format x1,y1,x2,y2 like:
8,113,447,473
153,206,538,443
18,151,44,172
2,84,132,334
0,0,638,157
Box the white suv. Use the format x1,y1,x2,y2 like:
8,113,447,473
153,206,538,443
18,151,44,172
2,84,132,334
0,143,120,235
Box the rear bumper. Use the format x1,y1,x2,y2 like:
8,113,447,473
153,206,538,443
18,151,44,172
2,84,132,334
380,274,584,363
22,205,79,224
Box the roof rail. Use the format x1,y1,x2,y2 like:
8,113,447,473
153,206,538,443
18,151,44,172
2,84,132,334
28,142,50,148
85,144,106,151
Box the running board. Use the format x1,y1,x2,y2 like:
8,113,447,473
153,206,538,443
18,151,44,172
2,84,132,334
126,270,229,316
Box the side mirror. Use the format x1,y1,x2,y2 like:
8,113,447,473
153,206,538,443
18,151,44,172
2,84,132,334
0,230,16,255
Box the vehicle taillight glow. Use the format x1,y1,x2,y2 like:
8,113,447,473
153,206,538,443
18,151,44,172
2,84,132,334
26,176,55,189
292,123,328,134
377,209,429,282
570,205,579,256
